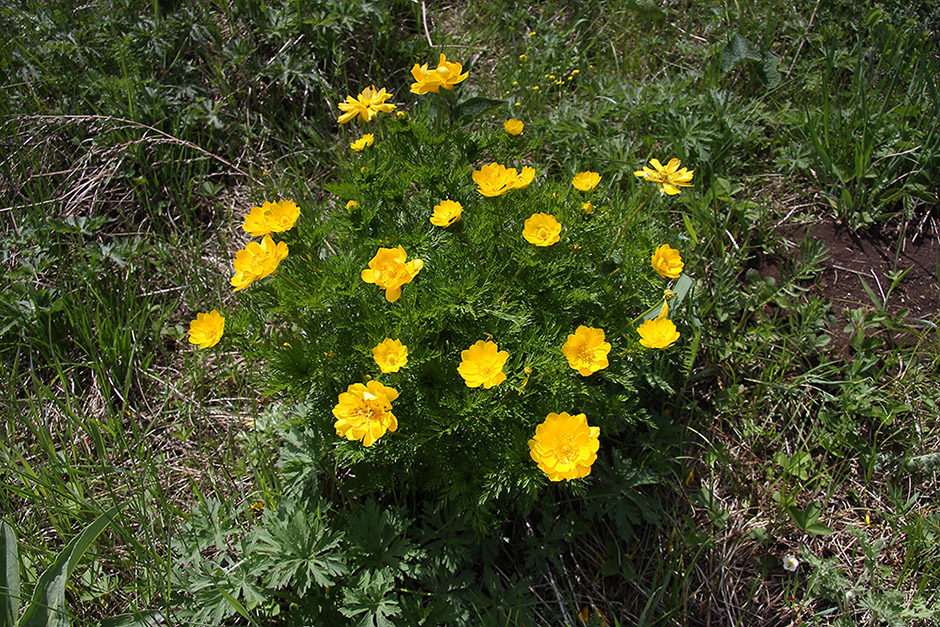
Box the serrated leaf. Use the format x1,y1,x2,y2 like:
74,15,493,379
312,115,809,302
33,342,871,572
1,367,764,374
455,97,505,125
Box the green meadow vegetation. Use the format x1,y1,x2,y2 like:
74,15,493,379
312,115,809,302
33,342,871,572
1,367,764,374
1,0,939,625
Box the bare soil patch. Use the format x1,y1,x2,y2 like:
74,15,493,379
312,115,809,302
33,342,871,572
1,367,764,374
756,216,940,350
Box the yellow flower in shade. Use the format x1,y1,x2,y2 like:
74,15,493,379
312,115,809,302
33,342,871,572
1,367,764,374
430,199,463,227
410,53,469,94
522,212,561,247
637,302,680,349
373,338,408,373
242,199,300,237
361,246,424,303
528,412,600,481
503,118,524,135
572,171,601,192
581,201,594,214
350,133,375,151
472,162,518,197
337,86,396,124
562,325,611,376
651,244,684,279
633,158,694,195
458,340,509,389
188,309,224,349
346,200,359,211
515,166,535,189
332,380,399,447
230,234,289,291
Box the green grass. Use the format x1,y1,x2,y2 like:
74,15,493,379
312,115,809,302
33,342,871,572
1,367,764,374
1,0,939,624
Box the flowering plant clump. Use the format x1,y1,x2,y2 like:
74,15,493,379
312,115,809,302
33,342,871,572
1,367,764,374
458,340,509,389
634,158,694,195
332,381,399,446
350,133,374,151
522,212,562,246
571,171,601,192
651,244,684,279
336,85,396,123
242,199,300,237
528,412,600,481
209,54,696,521
410,53,469,94
361,246,424,302
188,310,224,348
230,234,288,291
430,199,463,227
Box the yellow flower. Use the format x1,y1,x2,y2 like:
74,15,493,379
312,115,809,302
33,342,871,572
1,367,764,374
242,199,300,237
637,302,680,349
562,325,611,376
522,212,561,247
410,53,469,94
346,200,360,211
361,245,424,303
188,309,224,349
337,85,396,124
350,133,375,151
230,234,288,291
528,412,600,481
633,158,694,195
332,380,399,447
430,199,463,227
373,338,408,373
458,340,509,389
581,201,594,214
651,244,684,279
472,162,518,197
515,166,535,189
572,171,601,192
503,118,524,135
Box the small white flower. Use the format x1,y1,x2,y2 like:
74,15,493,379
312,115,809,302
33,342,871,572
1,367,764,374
783,555,800,572
845,589,857,602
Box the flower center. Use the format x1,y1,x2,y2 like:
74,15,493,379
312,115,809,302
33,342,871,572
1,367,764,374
576,346,594,364
554,435,578,465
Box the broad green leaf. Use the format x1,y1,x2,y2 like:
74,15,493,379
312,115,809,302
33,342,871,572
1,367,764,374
643,274,694,320
1,522,20,627
455,97,505,125
721,34,762,73
19,504,122,627
806,522,834,536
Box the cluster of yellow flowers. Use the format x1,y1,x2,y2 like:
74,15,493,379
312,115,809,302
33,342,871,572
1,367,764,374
186,199,299,349
188,54,696,485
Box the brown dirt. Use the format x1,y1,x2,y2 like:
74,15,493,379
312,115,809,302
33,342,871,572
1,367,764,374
756,216,940,350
